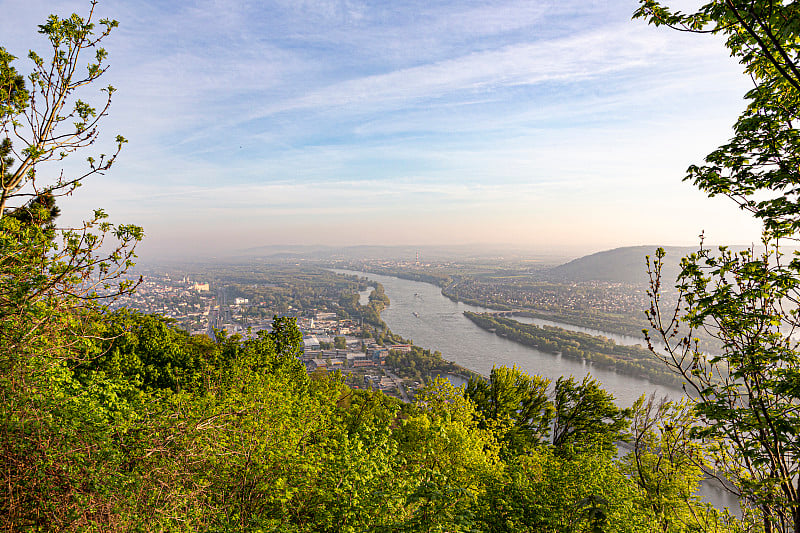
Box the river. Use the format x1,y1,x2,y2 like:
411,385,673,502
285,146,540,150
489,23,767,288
338,269,739,514
340,269,679,407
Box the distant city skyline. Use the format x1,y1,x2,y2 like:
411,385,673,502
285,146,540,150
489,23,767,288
1,0,762,259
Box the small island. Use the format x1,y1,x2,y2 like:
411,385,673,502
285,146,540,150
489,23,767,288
463,312,684,389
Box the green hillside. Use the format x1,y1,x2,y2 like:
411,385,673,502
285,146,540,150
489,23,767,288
548,246,700,285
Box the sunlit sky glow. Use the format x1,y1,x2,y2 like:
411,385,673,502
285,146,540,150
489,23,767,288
1,0,762,259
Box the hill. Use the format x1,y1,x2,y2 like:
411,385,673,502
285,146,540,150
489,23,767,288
546,245,699,285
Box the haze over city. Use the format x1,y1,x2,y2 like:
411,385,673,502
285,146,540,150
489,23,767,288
1,0,762,259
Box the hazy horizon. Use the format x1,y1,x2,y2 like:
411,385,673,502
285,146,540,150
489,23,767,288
133,242,771,271
2,0,763,260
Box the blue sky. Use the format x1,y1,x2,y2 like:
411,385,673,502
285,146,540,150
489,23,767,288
1,0,761,258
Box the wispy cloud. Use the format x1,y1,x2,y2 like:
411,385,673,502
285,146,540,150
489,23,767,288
248,25,670,118
0,0,760,255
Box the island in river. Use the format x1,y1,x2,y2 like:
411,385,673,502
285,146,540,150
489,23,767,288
463,312,684,388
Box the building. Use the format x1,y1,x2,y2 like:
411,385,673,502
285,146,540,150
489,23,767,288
388,344,412,353
303,336,321,352
307,358,327,371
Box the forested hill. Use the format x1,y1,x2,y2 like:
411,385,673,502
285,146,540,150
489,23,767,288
546,246,697,285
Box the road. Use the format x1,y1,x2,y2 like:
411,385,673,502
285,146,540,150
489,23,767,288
383,369,410,402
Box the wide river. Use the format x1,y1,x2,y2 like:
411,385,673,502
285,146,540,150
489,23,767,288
343,270,679,407
342,270,739,513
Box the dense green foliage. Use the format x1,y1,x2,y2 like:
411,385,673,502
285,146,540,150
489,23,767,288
465,367,631,459
3,307,744,530
466,366,553,455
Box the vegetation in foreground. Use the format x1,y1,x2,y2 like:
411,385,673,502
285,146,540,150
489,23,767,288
3,306,745,531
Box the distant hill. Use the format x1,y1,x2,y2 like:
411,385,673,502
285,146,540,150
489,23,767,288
546,246,699,285
546,244,792,284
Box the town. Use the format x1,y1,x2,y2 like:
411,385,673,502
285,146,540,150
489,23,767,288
111,269,421,399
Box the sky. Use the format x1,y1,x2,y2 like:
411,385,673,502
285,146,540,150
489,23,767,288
0,0,763,259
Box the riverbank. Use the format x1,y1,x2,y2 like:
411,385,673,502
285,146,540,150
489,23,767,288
338,272,481,390
343,264,653,337
440,286,513,311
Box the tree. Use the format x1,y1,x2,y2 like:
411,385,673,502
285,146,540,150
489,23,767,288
0,1,141,360
0,2,125,217
0,48,28,128
0,5,143,528
6,190,60,226
636,1,800,531
475,447,656,533
0,2,139,367
334,335,346,349
465,365,553,456
635,0,800,239
395,378,501,532
551,375,630,455
622,395,730,533
269,315,305,360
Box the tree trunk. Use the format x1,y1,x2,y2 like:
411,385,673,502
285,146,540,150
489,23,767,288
794,502,800,533
764,505,772,533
